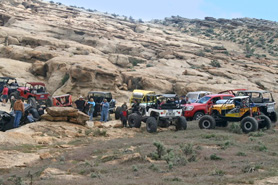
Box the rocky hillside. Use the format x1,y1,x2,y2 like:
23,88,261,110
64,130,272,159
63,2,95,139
0,0,278,102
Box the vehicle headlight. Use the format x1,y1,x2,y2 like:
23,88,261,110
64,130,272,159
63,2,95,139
185,106,194,111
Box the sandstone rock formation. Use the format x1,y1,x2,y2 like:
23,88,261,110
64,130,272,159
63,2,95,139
0,0,277,103
42,107,89,125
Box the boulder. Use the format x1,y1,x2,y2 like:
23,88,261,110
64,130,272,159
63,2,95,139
75,111,90,126
41,114,68,122
31,60,46,77
46,107,78,117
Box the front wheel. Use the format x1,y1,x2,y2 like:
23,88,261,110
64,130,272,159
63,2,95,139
46,97,53,107
146,117,157,133
240,116,258,133
199,115,216,129
193,111,204,120
115,107,122,120
176,116,187,130
128,113,141,128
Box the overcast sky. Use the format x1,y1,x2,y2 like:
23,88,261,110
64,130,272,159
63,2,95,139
53,0,278,22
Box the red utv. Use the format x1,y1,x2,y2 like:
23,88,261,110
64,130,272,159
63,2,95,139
52,94,72,107
10,82,52,108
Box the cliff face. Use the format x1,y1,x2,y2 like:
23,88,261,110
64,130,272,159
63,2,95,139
0,0,278,102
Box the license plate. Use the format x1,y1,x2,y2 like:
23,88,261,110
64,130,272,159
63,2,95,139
40,95,44,98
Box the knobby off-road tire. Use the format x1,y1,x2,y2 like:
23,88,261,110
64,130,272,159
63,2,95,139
28,97,37,108
193,111,204,120
9,91,19,102
258,115,272,130
46,97,53,107
115,107,122,120
128,113,141,128
146,117,157,133
176,116,187,130
199,115,216,129
269,111,278,123
240,116,258,133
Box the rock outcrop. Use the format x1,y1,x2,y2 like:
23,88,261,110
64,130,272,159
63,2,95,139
42,107,89,125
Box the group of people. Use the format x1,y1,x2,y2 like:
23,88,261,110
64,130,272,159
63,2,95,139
74,96,110,122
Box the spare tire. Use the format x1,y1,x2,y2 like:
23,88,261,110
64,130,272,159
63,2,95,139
128,113,141,128
115,107,122,120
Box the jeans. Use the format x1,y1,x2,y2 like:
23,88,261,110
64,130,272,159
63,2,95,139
100,111,108,122
88,109,94,121
14,110,22,128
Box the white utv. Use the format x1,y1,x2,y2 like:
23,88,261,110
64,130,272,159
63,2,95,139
128,94,187,133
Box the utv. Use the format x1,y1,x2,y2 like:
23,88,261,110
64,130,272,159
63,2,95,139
10,82,52,108
0,77,19,98
0,104,40,131
236,90,277,123
199,96,271,133
128,94,187,133
52,94,72,107
87,91,116,117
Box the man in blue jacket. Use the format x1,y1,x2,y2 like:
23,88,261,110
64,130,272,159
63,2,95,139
100,99,110,122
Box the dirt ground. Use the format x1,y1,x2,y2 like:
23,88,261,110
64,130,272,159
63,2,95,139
1,115,278,185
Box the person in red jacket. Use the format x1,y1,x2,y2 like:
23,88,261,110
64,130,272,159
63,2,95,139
1,85,9,106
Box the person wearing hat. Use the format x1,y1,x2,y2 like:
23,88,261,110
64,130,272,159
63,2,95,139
74,95,86,112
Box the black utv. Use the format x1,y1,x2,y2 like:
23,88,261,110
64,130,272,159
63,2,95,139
0,77,19,98
0,104,40,131
86,91,116,117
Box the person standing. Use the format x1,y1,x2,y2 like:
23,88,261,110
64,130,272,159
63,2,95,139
100,99,109,122
74,96,86,112
13,98,24,128
10,96,16,114
121,102,128,111
87,98,95,121
1,85,9,106
131,99,139,113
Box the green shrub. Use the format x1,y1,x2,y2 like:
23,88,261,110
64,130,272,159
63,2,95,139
146,64,154,67
61,73,69,86
228,122,242,134
93,129,107,137
196,50,205,57
211,169,225,176
210,154,222,160
236,152,247,156
180,143,193,156
210,60,221,68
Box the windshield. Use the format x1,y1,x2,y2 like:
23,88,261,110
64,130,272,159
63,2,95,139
187,93,199,101
89,93,112,98
196,96,211,104
132,92,143,99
